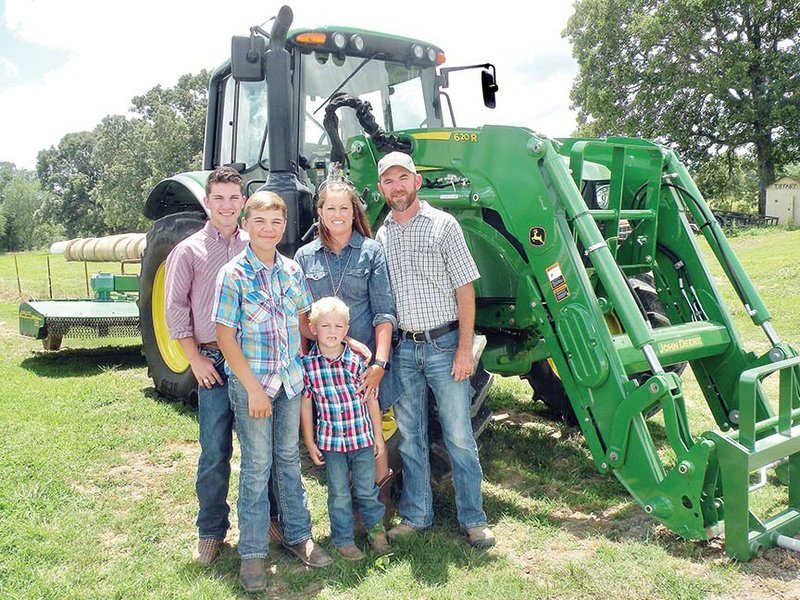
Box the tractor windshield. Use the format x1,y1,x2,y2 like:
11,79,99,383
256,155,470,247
298,52,441,168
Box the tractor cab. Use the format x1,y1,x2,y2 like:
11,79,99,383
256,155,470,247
215,27,444,184
200,6,495,252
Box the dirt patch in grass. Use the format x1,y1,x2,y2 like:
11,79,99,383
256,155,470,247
75,440,200,507
112,440,201,505
106,454,182,501
552,501,656,543
726,550,800,599
100,530,130,555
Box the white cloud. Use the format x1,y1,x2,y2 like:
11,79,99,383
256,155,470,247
0,0,579,169
0,57,19,78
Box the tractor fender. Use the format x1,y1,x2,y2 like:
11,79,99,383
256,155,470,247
143,171,212,221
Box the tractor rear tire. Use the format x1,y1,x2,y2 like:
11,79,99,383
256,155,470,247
524,274,681,424
138,211,207,405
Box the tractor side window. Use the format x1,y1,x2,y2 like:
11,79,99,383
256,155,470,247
219,77,269,170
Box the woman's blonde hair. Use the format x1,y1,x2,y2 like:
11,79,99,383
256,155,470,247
316,180,372,248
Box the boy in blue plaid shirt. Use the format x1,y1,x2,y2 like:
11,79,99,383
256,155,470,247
213,191,333,592
300,296,391,560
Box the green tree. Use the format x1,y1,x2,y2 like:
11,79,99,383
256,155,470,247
92,71,209,233
0,162,15,240
564,0,800,214
692,152,759,212
36,131,105,238
91,115,153,233
1,170,44,251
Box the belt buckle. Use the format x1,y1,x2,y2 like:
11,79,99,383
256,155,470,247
411,330,427,343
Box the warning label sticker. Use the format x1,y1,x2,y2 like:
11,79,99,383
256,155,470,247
546,263,570,302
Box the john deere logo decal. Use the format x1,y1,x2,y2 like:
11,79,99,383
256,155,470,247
529,226,546,247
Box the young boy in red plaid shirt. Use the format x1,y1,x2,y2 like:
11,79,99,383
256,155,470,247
300,296,391,560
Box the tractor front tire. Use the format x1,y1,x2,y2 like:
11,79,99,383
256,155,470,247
524,274,681,424
138,211,207,405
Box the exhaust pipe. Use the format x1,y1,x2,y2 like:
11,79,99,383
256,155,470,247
257,5,314,256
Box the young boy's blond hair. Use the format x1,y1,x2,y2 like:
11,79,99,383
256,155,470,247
309,296,350,325
244,190,287,220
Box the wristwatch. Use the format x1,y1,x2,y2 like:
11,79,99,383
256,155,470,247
373,359,390,371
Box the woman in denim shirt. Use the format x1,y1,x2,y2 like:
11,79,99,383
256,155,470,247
295,179,397,493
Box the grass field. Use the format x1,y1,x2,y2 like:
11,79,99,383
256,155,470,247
1,231,800,599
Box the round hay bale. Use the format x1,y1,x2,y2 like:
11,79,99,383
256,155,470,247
63,238,83,261
68,238,96,261
83,238,105,262
132,236,147,259
50,240,69,255
113,234,136,261
94,234,127,262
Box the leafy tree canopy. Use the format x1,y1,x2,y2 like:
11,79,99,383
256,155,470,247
34,70,209,241
564,0,800,214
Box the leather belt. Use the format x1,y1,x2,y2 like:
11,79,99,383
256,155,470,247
199,342,220,350
398,321,458,343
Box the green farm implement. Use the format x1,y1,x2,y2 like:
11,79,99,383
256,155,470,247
19,272,140,351
20,5,800,560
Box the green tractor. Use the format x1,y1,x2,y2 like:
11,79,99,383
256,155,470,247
136,6,800,560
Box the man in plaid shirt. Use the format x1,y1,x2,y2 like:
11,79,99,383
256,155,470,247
300,296,390,560
375,151,495,549
213,191,332,592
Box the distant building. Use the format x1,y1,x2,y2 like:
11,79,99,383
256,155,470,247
766,176,800,225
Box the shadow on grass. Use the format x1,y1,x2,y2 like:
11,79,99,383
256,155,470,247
476,412,800,570
474,413,715,551
176,526,498,597
141,387,199,419
480,418,628,507
20,344,146,378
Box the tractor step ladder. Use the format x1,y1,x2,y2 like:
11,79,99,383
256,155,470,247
704,355,800,560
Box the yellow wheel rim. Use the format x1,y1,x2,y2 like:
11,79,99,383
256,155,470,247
546,312,623,379
382,406,398,441
152,262,190,373
605,311,623,335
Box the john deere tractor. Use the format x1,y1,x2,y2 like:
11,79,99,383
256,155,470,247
137,6,800,560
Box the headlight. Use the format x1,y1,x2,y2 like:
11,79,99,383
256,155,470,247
332,32,347,50
350,34,365,52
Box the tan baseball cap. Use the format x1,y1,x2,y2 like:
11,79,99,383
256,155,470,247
377,152,417,177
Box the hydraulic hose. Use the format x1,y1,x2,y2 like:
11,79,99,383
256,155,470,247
323,94,412,166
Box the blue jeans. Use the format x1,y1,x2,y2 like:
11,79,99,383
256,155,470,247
196,347,233,541
229,378,311,559
322,447,384,548
392,329,487,530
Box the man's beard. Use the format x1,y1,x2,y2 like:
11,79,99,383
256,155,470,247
387,192,415,213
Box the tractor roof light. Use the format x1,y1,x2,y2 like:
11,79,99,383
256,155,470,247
426,47,437,63
332,31,347,50
437,51,446,65
295,32,327,45
412,44,425,59
350,34,365,52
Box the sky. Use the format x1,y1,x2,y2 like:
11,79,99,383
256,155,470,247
0,0,580,171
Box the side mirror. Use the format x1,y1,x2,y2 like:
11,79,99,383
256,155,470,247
231,35,265,82
481,69,498,109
